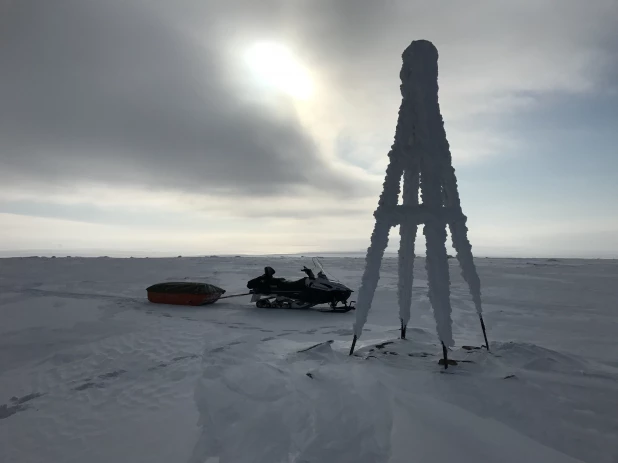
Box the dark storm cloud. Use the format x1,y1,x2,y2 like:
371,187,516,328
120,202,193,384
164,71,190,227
0,0,361,197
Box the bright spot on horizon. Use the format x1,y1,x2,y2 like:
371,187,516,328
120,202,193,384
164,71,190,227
244,42,313,100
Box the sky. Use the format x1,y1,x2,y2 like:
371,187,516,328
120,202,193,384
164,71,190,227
1,0,617,258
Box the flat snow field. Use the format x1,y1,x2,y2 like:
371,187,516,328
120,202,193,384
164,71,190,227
1,256,617,463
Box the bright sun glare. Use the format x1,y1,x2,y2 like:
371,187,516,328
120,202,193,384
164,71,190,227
244,42,313,100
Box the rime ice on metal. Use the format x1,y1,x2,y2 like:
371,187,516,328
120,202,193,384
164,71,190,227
351,40,487,355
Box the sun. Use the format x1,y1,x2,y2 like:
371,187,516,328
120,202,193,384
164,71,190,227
244,42,313,100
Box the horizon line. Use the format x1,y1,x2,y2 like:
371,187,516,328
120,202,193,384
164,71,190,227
0,249,616,261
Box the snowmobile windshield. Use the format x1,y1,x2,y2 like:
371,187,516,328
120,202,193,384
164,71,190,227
312,257,325,274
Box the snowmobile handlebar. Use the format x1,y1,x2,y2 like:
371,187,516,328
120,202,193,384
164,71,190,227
301,266,316,279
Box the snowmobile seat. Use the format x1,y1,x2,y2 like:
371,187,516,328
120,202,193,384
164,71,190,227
246,267,308,293
275,278,307,291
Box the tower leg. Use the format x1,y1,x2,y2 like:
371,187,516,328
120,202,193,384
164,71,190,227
441,342,448,370
449,219,487,349
350,218,391,356
351,156,403,354
349,335,358,356
479,314,490,351
398,167,419,339
424,220,454,348
398,218,417,339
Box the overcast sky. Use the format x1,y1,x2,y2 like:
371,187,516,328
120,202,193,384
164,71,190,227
1,0,617,257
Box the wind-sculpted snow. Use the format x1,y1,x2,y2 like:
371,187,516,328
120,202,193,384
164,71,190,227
190,340,394,463
1,256,618,462
190,337,604,463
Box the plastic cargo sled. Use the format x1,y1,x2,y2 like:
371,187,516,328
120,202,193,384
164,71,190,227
146,282,226,306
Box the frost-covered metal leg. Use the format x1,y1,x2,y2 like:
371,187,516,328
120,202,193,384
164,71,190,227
400,319,407,339
398,167,419,340
424,221,454,349
421,142,454,350
398,220,416,338
350,218,392,356
349,335,358,356
441,342,448,370
351,157,403,354
479,314,490,351
449,218,488,350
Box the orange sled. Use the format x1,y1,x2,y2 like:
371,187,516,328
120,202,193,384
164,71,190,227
146,282,225,306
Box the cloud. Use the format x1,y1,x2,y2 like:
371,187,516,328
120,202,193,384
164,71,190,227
0,0,367,199
0,211,377,256
3,0,616,196
1,0,617,244
286,0,618,163
170,0,617,165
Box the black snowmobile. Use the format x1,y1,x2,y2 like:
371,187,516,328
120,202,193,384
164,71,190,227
246,263,355,312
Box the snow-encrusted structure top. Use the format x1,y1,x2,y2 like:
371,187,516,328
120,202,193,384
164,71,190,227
352,40,484,350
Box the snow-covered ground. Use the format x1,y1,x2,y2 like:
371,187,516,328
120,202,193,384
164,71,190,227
1,256,617,463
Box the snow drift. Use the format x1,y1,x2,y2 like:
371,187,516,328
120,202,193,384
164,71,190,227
2,256,617,463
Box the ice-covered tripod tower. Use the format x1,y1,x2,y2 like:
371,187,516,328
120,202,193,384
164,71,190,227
349,40,489,367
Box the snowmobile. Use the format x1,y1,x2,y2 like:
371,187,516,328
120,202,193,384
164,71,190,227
246,261,355,312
